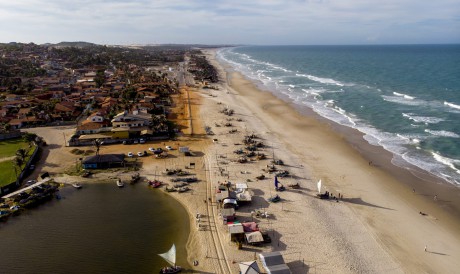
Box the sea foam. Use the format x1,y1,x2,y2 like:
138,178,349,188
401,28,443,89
425,129,460,138
393,92,415,100
402,113,444,124
444,101,460,110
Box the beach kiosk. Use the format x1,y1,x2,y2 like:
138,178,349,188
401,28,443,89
258,251,292,274
228,223,245,242
221,208,236,224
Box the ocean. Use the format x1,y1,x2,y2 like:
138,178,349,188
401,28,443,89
217,45,460,186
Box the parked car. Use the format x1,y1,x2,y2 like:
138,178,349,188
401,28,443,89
137,152,144,157
133,140,139,144
165,145,173,150
29,164,35,170
148,147,155,152
127,152,133,157
139,138,145,144
26,180,37,186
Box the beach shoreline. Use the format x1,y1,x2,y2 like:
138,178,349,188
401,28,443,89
214,47,460,232
17,47,460,273
205,48,460,273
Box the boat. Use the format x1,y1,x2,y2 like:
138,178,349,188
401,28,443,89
173,182,188,188
81,171,91,178
177,186,190,193
274,176,285,192
72,183,82,189
148,180,163,188
288,182,300,189
268,194,281,203
159,244,182,274
165,186,177,192
130,173,140,184
315,179,330,199
116,179,124,188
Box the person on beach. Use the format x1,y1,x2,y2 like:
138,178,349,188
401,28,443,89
424,245,427,252
434,195,437,201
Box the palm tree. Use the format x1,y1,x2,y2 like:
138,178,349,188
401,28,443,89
16,148,27,162
93,139,102,156
13,156,24,172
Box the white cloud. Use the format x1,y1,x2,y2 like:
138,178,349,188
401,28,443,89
0,0,458,44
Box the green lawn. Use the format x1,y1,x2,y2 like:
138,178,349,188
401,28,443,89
0,138,30,158
0,138,36,187
0,160,18,187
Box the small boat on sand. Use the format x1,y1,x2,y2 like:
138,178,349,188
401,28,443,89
165,186,177,192
116,179,124,188
177,186,190,193
148,180,163,188
72,183,82,189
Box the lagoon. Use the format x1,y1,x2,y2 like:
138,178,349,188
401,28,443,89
0,183,190,274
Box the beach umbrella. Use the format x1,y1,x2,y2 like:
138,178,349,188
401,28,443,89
239,260,260,274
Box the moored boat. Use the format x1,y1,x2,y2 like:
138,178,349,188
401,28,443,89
177,186,190,193
148,180,163,188
159,244,181,274
72,183,82,189
116,179,124,188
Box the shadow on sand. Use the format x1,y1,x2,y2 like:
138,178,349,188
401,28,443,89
341,197,395,210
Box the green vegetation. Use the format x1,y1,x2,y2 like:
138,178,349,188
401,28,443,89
0,138,30,158
0,160,18,186
0,138,37,187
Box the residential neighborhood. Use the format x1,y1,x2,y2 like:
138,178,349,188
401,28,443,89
0,42,216,146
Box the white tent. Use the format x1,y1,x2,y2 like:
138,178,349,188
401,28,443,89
245,231,264,244
239,261,260,274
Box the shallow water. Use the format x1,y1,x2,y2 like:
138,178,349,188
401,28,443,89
0,183,190,274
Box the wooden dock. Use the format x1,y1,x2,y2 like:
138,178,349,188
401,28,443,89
2,178,52,199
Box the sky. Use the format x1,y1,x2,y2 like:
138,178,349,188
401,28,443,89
0,0,459,45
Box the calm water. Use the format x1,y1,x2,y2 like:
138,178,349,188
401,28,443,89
218,45,460,185
0,183,190,274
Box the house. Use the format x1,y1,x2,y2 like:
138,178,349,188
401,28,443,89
228,223,245,242
76,120,111,135
111,110,151,129
81,154,125,169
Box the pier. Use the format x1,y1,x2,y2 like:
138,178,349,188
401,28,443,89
2,178,51,199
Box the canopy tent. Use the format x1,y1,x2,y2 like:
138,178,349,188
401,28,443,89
242,222,259,232
258,252,292,274
245,231,264,244
259,252,285,267
235,183,248,193
236,191,252,202
239,261,261,274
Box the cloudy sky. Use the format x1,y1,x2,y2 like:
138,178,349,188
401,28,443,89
0,0,459,45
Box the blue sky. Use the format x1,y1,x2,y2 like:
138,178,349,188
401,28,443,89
0,0,459,45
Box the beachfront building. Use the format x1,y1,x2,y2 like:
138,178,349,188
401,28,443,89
81,154,125,169
111,110,151,128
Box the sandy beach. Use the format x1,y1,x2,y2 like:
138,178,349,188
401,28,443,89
22,49,460,273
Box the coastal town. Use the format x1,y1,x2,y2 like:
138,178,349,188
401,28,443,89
0,42,294,273
1,42,460,274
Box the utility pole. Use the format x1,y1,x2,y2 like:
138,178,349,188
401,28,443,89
63,132,67,147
